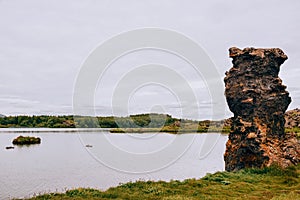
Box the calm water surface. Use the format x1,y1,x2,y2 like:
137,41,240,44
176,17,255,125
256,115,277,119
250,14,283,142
0,129,227,199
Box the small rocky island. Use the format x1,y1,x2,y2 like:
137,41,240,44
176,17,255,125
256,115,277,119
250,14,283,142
224,47,300,171
12,135,41,145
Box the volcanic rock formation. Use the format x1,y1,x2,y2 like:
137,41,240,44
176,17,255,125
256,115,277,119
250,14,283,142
224,47,300,171
285,108,300,129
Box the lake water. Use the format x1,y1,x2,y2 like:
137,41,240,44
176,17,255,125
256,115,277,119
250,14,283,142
0,129,228,199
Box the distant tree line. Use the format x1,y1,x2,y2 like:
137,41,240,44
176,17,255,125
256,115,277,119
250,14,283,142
0,114,179,128
0,113,232,134
0,115,75,128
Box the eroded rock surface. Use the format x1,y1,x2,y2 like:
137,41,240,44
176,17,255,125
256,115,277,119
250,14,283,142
285,108,300,129
224,47,300,171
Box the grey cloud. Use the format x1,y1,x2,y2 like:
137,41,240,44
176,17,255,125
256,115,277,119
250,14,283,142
0,0,299,119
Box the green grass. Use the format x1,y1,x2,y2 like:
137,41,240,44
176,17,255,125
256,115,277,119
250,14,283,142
285,127,300,133
22,164,300,200
285,127,300,139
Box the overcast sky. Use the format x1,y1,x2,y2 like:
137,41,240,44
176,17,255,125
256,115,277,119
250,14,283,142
0,0,299,120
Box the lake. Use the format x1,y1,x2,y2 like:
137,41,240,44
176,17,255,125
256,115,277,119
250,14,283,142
0,129,228,199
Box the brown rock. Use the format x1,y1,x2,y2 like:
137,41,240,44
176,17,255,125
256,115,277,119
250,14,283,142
224,47,300,171
225,108,300,129
285,108,300,128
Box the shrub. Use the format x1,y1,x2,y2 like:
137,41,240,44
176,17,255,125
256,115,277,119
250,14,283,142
12,136,41,145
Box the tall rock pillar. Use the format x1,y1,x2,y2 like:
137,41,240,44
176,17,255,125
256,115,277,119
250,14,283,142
224,47,300,171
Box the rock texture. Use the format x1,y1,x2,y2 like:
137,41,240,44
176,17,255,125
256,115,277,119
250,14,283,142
224,47,300,171
285,108,300,129
224,109,300,130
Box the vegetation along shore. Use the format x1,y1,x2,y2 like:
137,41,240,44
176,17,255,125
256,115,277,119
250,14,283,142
0,110,300,138
21,164,300,200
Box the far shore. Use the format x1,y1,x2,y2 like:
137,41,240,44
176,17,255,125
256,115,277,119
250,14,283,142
0,112,299,138
0,127,229,134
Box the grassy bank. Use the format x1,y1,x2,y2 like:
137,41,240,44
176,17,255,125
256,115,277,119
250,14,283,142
23,165,300,200
110,127,230,133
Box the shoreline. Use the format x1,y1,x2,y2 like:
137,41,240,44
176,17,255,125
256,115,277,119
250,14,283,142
0,127,299,136
0,127,228,133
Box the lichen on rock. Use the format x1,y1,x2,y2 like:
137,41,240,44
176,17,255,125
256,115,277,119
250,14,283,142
224,47,300,171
